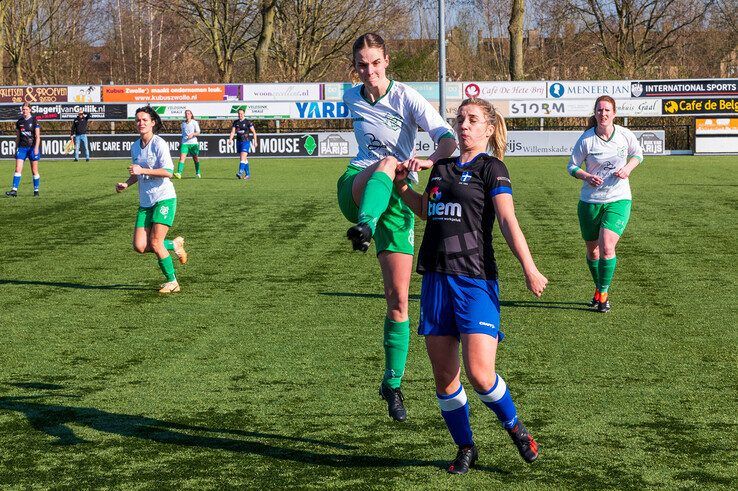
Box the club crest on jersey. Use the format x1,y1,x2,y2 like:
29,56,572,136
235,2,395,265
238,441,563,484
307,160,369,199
384,114,402,131
460,171,472,183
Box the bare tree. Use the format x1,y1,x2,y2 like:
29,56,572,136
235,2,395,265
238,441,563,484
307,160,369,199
164,0,260,82
508,0,524,79
254,0,277,81
270,0,409,81
569,0,715,78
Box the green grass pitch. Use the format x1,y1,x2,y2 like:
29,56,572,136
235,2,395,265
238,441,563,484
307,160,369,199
0,155,736,489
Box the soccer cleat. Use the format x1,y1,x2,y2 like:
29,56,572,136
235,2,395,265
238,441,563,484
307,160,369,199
158,281,180,293
347,223,372,252
236,173,242,180
447,445,478,474
196,173,201,178
379,383,407,422
85,158,90,162
33,190,39,197
73,158,79,162
597,300,611,313
172,236,188,264
244,175,251,180
507,422,538,463
5,189,17,197
173,173,182,179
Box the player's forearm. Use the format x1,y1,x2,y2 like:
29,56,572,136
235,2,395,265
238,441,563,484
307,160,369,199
428,137,457,164
395,182,426,219
500,216,538,273
126,175,138,186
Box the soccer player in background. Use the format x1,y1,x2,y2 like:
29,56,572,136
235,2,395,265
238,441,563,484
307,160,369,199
393,98,547,474
229,109,258,179
337,32,457,422
115,106,188,293
174,109,201,179
567,95,644,313
70,109,91,162
5,102,41,197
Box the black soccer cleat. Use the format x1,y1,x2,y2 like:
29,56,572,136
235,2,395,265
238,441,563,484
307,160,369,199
589,296,598,308
507,422,539,463
379,383,407,422
33,190,39,197
597,300,611,313
447,444,478,474
347,223,372,252
5,189,17,197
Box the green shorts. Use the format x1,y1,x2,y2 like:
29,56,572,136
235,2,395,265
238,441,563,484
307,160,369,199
578,199,632,241
181,143,200,156
136,198,177,228
337,165,415,255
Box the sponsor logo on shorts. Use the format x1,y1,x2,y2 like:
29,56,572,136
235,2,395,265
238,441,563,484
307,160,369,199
478,321,495,328
160,205,169,216
408,228,414,246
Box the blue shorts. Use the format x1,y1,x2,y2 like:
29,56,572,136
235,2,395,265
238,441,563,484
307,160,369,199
237,140,251,153
16,146,41,161
418,271,504,341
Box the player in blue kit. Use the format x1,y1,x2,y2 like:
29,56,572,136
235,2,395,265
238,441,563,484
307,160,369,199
6,102,41,197
338,33,457,422
229,109,258,179
394,98,548,474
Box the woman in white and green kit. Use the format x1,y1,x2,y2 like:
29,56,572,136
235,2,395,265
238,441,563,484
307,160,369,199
116,106,188,293
174,109,201,178
338,33,457,421
567,95,644,313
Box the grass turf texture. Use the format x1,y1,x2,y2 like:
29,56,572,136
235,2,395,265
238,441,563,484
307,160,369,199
0,156,735,489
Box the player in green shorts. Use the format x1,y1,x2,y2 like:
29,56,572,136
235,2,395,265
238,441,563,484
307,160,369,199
339,33,457,422
567,95,644,313
116,106,188,293
174,109,201,178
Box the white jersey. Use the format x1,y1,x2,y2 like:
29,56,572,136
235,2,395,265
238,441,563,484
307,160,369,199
568,124,643,203
344,80,453,179
181,120,200,145
131,135,176,208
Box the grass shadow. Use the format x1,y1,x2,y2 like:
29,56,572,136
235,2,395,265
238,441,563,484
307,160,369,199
320,292,420,301
0,385,508,474
0,279,148,291
320,292,590,310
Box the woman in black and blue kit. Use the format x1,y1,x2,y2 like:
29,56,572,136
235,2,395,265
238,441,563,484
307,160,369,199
394,98,548,474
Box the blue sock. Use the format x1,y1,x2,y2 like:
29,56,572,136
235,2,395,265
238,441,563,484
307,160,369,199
438,385,474,447
244,161,250,177
32,174,40,191
477,374,518,429
238,162,246,175
12,173,21,190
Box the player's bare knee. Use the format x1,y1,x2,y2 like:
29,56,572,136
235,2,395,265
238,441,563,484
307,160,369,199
467,370,496,393
133,243,147,254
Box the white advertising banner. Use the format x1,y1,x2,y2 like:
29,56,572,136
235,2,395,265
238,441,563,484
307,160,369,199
505,130,665,156
463,82,547,100
508,99,662,118
242,83,321,101
322,82,463,101
316,130,665,158
126,102,292,120
546,81,631,99
67,85,102,103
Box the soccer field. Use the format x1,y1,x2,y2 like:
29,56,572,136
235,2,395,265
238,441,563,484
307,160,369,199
0,156,736,489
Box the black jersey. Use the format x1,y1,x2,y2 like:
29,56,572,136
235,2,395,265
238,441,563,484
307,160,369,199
16,116,40,147
71,113,90,136
417,153,513,280
232,118,253,142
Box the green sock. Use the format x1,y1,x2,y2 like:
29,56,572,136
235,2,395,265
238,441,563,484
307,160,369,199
382,317,410,389
177,162,184,174
587,258,599,289
163,239,175,251
358,172,393,234
598,256,617,293
194,161,201,175
157,255,176,282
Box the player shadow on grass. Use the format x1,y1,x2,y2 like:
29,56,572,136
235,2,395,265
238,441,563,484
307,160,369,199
0,279,148,291
0,384,507,473
320,292,590,310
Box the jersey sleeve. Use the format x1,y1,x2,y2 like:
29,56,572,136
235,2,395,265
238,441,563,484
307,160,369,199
486,158,512,197
194,121,201,134
405,86,454,143
232,120,238,129
567,133,588,176
154,138,174,171
625,129,644,162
